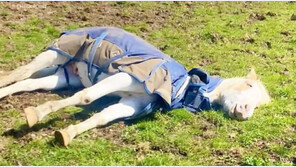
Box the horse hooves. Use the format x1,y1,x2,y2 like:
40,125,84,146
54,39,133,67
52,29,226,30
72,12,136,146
24,107,38,128
55,130,70,147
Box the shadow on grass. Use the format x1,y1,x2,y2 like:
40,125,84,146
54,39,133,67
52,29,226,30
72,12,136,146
2,117,61,138
211,102,233,120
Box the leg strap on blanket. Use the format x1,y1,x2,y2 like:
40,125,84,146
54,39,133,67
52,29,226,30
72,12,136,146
87,32,108,83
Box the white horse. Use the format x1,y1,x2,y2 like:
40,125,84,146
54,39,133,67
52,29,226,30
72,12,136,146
0,38,270,147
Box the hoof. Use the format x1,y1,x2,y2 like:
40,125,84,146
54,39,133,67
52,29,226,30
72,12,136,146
24,107,38,128
55,130,71,147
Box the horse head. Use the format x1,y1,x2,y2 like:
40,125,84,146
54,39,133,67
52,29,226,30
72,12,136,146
206,69,270,120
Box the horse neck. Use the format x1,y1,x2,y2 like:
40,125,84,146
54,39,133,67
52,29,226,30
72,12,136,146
204,77,243,103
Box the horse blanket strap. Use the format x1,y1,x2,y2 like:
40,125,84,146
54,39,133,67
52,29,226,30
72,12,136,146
100,51,149,73
48,43,88,87
47,46,74,60
73,35,92,60
92,68,103,84
144,60,167,82
87,32,108,83
63,67,70,87
51,59,72,88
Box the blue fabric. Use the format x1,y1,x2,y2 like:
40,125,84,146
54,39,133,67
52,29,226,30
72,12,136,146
161,60,188,105
61,27,168,60
183,68,223,112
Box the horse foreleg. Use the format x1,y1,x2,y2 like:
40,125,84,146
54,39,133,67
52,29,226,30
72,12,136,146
0,50,68,88
55,95,156,146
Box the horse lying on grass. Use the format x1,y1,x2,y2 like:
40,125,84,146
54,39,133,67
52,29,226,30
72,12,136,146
0,27,270,146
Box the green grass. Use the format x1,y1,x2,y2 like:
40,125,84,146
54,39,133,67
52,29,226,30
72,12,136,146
0,2,295,166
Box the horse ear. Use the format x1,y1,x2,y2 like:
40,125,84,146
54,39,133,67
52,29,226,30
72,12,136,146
246,68,257,80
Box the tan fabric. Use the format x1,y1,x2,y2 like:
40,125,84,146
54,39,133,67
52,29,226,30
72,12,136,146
115,58,172,104
53,34,173,105
83,40,124,67
145,67,172,104
56,35,124,65
117,59,162,81
56,34,89,56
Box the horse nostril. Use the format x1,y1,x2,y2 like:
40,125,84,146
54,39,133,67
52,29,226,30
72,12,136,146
244,104,250,110
240,104,243,110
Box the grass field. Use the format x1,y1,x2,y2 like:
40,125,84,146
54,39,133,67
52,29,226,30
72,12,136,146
0,1,295,166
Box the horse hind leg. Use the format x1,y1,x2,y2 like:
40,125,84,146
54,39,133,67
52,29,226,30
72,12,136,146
0,50,68,88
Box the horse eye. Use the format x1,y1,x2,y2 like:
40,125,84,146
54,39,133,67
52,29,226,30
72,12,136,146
247,83,253,87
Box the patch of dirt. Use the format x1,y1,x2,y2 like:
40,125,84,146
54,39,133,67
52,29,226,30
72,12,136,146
89,120,189,157
137,142,188,160
249,13,266,21
233,48,256,55
280,68,290,75
280,31,291,36
229,132,236,140
150,144,188,157
0,136,10,153
135,141,150,154
201,130,216,139
241,33,256,44
266,12,276,17
0,91,61,112
0,2,171,37
250,139,295,164
253,140,269,149
198,121,215,134
212,149,242,165
85,121,189,158
265,41,272,49
199,58,213,67
210,33,228,43
88,121,127,146
291,14,296,21
246,38,255,43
